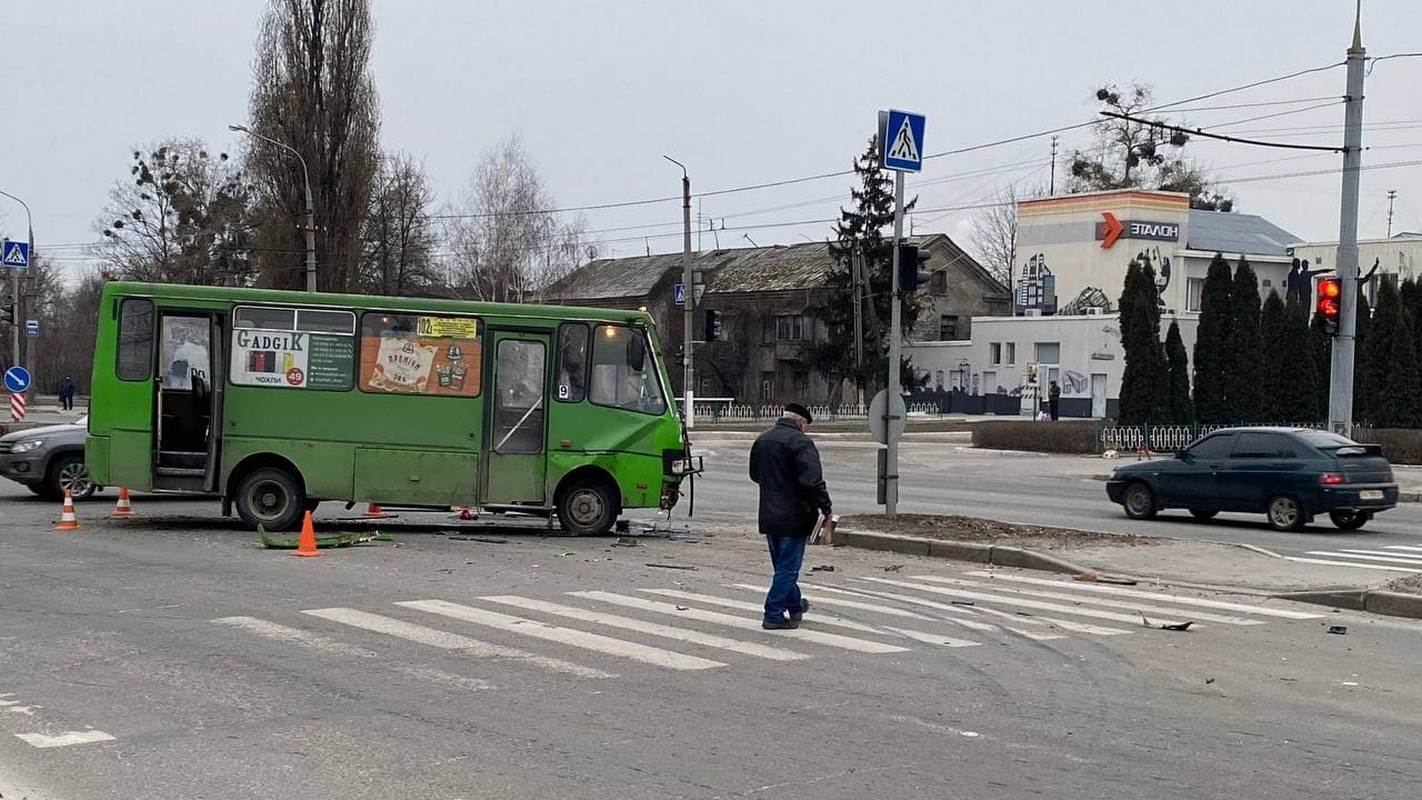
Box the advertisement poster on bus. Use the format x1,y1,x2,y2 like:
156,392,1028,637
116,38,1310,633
231,328,356,390
359,314,482,396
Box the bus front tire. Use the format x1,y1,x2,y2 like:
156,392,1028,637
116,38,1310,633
234,467,306,532
557,479,619,536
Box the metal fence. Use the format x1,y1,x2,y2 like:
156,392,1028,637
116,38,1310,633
1099,421,1332,453
694,402,943,424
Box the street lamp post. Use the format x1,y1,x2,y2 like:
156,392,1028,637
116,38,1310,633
663,155,694,431
230,124,317,292
0,188,33,370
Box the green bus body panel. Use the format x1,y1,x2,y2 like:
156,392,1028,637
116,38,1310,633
87,282,687,513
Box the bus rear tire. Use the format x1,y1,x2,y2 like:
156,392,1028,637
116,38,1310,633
557,479,618,536
234,467,306,532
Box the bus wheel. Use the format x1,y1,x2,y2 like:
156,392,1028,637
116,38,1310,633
235,467,306,532
557,479,618,536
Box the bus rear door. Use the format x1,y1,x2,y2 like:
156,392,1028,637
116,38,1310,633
153,310,223,492
481,330,551,508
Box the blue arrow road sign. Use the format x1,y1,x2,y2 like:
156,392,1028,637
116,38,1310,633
2,240,30,269
674,282,686,307
25,319,39,337
880,109,926,172
4,365,31,393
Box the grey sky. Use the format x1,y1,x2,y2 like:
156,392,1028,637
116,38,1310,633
6,0,1422,280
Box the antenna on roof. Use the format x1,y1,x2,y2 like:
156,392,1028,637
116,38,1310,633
645,237,651,257
743,233,758,247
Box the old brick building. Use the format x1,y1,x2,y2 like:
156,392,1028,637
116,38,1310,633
548,235,1008,405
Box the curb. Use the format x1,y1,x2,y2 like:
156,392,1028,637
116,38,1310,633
834,530,1090,575
1272,588,1422,620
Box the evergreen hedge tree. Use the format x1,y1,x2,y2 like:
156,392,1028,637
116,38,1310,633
1402,277,1422,379
1164,320,1192,423
1117,257,1169,424
1192,254,1234,423
1309,311,1332,421
1353,290,1374,423
1368,282,1422,428
1281,296,1317,422
1259,290,1288,421
1229,257,1264,422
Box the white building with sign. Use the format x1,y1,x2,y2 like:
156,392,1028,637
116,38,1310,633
909,188,1302,418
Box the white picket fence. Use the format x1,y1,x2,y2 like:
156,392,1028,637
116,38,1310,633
1099,421,1331,452
694,402,942,423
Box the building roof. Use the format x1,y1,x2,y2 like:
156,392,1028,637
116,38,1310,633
1187,209,1299,257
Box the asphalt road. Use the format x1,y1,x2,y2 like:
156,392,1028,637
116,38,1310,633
3,480,1422,799
688,435,1422,564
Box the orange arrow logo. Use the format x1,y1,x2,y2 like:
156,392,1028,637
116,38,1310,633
1100,212,1124,249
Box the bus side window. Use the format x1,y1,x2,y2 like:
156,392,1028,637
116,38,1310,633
556,323,589,402
117,298,155,381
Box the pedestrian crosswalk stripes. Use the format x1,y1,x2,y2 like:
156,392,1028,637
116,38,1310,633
302,607,616,679
476,595,810,661
962,572,1326,620
207,571,1324,688
914,576,1266,626
1292,544,1422,572
1328,549,1422,562
1286,556,1422,573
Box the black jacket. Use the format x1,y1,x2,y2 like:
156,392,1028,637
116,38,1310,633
749,418,833,537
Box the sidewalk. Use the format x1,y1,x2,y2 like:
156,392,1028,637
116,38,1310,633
0,395,88,433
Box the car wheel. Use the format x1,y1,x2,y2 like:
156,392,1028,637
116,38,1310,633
557,478,619,536
46,454,96,501
1267,494,1306,532
1189,508,1219,521
1329,510,1370,531
234,467,306,532
1122,482,1157,520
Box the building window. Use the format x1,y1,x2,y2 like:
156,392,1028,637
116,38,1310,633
774,314,814,342
929,271,947,295
939,314,960,341
1187,278,1204,312
793,371,808,391
934,370,945,391
990,342,1002,365
1262,278,1272,288
698,375,712,396
1006,342,1016,366
761,370,775,401
1034,342,1060,364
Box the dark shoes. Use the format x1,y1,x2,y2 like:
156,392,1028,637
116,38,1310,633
761,618,800,630
790,599,811,623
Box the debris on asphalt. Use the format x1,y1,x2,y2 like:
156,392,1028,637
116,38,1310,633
613,537,643,548
1076,571,1138,585
1139,612,1193,631
556,551,575,557
950,600,975,607
883,564,904,572
1205,678,1216,685
449,536,508,544
615,520,631,533
259,526,379,550
1327,625,1348,635
809,565,836,572
675,605,689,611
645,562,698,571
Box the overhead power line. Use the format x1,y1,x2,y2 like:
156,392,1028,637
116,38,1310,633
1098,110,1342,153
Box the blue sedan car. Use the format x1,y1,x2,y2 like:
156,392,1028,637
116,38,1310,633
1106,427,1398,531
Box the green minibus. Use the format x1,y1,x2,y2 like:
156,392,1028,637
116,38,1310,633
86,282,696,532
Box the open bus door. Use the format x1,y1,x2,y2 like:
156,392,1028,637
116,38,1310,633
480,330,550,509
153,311,222,492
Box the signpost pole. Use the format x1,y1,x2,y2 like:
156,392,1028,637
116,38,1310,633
1328,6,1365,434
886,170,904,518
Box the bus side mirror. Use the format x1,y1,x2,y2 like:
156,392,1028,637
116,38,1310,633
626,335,646,372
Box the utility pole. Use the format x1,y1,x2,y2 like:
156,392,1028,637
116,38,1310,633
1386,189,1397,238
852,246,864,406
664,155,695,431
1049,135,1059,195
886,169,905,517
1328,3,1366,435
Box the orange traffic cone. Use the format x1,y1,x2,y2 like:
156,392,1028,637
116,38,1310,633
363,502,388,519
292,511,321,558
111,487,134,518
55,491,81,532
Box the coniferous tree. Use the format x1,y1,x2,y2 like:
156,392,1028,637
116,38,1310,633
1117,256,1169,423
1164,320,1192,423
1259,290,1288,421
1402,277,1422,377
1229,257,1264,422
1369,284,1422,428
1353,290,1374,423
1282,296,1317,422
1309,311,1333,420
1192,253,1235,423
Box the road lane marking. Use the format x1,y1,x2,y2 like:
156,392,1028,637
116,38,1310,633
1332,548,1422,562
858,578,1192,627
477,595,808,661
728,583,934,619
397,600,725,671
916,576,1265,626
215,616,379,658
639,589,894,634
1382,545,1422,552
1304,551,1422,566
302,608,614,679
1285,556,1421,573
571,591,910,654
15,730,115,749
963,571,1326,620
801,581,1127,637
879,627,983,648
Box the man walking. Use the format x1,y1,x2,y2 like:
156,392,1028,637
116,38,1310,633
749,402,832,630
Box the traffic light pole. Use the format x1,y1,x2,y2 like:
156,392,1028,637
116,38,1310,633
1328,10,1365,434
885,170,904,518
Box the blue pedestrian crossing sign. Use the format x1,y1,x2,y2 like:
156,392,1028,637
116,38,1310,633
879,109,927,172
4,365,31,394
674,282,686,307
2,240,29,269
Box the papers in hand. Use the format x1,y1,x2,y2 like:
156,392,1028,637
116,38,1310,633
809,514,839,545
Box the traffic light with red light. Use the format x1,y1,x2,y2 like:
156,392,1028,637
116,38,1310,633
1316,278,1341,335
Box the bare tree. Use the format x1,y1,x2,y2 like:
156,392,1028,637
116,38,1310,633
93,140,253,285
967,185,1022,288
28,259,108,393
446,136,595,303
356,153,439,295
247,0,380,291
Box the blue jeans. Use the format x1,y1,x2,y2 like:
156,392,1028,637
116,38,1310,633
764,535,808,623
